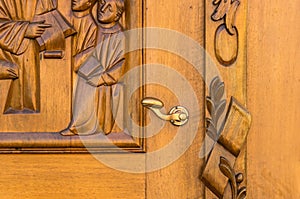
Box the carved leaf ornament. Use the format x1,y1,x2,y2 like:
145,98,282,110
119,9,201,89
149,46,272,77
206,76,226,141
219,157,247,199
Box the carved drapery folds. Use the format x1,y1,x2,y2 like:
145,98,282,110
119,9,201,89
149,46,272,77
0,0,144,153
0,0,125,136
60,0,126,136
0,0,74,114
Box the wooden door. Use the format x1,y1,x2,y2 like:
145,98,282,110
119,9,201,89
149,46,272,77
0,0,205,198
0,0,299,198
247,0,300,198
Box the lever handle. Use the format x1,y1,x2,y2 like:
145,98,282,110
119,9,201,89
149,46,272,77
141,97,189,126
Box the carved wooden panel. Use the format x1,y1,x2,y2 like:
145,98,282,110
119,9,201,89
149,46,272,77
0,0,256,198
0,0,144,153
203,0,249,198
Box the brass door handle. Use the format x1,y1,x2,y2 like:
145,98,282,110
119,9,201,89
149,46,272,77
141,97,189,126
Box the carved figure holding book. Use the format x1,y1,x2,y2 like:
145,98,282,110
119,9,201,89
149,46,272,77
61,0,125,136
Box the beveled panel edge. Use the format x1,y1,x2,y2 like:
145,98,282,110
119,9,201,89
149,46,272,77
0,132,145,154
0,0,146,154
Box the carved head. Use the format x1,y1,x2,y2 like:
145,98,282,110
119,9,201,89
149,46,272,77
72,0,97,11
97,0,124,24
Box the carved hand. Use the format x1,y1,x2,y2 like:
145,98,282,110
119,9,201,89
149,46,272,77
0,60,19,80
25,20,52,39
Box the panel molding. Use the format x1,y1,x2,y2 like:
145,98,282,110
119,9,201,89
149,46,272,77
0,0,145,153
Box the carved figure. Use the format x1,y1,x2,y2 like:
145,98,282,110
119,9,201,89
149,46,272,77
33,0,76,56
0,0,74,114
71,0,98,72
61,0,125,136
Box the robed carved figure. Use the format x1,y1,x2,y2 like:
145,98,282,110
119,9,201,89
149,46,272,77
0,0,74,114
61,0,125,136
71,0,98,72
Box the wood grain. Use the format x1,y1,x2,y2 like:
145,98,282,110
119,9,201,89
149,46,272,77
144,0,205,198
247,0,300,198
1,0,298,198
0,1,146,198
205,0,248,198
0,154,145,199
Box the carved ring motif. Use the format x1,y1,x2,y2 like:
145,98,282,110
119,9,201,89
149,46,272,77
212,0,240,67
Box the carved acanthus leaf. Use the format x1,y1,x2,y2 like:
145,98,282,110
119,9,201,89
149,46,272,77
212,0,240,35
226,1,240,35
212,0,231,21
206,76,226,140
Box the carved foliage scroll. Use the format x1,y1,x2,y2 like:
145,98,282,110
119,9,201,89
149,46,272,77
219,156,246,199
201,77,251,198
212,0,240,66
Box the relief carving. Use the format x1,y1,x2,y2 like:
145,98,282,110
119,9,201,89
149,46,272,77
0,0,144,152
34,0,75,57
202,77,251,198
206,77,226,141
212,0,240,66
60,0,126,136
0,0,74,114
0,61,19,80
71,0,98,72
219,156,246,199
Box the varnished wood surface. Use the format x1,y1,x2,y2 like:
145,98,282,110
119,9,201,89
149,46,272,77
0,0,206,197
247,0,300,198
204,0,248,198
0,0,299,198
0,154,145,198
0,1,73,132
144,0,205,198
0,0,144,152
0,0,146,198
